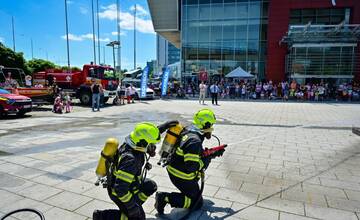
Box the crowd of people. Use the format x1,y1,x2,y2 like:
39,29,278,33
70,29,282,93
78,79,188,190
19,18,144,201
176,79,360,103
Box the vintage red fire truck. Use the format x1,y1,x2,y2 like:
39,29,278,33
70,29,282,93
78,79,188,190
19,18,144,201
34,64,118,105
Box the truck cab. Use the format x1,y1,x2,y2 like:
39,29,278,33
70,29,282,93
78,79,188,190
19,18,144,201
77,65,118,105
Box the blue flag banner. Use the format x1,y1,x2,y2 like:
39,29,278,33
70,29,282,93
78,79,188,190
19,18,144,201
140,66,149,98
161,67,170,96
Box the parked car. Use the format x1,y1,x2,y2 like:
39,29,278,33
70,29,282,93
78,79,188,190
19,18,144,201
0,88,32,117
121,78,155,100
134,87,155,100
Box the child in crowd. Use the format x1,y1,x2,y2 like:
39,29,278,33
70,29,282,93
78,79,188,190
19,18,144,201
53,94,63,114
64,92,72,113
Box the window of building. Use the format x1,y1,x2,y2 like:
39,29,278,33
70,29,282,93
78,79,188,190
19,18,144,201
182,0,268,79
289,8,347,25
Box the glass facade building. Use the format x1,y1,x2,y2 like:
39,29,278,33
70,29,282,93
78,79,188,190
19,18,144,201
283,7,358,84
181,0,269,82
168,43,180,65
148,0,360,84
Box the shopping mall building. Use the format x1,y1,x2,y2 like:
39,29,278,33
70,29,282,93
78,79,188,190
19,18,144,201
148,0,360,85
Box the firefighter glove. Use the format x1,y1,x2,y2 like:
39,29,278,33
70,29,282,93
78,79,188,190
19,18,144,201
157,120,179,134
202,156,211,170
147,143,156,157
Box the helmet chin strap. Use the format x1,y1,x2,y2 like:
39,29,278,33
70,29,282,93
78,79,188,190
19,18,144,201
125,136,146,152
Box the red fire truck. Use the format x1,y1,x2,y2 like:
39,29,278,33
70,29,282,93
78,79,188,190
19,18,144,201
34,64,118,105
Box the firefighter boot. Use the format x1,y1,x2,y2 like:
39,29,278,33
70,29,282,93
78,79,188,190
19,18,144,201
93,210,103,220
93,209,121,220
155,192,169,214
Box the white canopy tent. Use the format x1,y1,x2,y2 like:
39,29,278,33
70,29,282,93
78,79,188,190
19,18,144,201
225,66,255,79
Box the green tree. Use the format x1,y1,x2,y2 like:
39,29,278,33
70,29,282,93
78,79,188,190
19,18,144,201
0,43,30,74
60,66,81,71
27,58,57,73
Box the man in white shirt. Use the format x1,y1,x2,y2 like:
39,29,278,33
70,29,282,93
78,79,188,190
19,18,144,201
210,82,219,105
199,81,207,105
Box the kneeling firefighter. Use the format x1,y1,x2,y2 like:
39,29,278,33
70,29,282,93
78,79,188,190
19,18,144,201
93,121,176,220
155,109,225,215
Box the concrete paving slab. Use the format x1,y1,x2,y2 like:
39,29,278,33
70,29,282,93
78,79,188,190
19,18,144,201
0,189,24,210
55,179,94,194
43,207,87,220
17,184,63,201
257,197,305,215
326,196,360,212
1,100,360,219
0,172,36,193
305,204,358,220
1,198,53,220
214,188,258,204
231,203,279,220
44,191,93,211
280,212,317,220
74,199,117,218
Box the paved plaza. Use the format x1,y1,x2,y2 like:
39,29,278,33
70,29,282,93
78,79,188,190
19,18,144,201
0,100,360,220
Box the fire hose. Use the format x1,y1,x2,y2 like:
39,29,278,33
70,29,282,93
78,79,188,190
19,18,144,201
1,208,45,220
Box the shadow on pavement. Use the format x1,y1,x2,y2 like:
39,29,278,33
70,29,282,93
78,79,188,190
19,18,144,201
150,199,235,220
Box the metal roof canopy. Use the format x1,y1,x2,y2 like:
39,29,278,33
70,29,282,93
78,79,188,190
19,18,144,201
281,23,360,46
147,0,180,48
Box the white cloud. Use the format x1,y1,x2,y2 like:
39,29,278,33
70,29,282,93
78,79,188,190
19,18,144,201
0,37,4,43
80,6,88,15
130,4,149,16
99,4,155,34
62,34,83,41
111,31,126,36
61,33,110,42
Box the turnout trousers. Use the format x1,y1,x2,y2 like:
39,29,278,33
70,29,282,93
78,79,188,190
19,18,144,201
166,172,203,210
94,178,157,220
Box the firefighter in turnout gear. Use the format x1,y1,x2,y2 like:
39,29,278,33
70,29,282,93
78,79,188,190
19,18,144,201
93,122,161,220
155,109,222,214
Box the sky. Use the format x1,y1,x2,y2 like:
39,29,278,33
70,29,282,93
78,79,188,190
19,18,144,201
0,0,156,70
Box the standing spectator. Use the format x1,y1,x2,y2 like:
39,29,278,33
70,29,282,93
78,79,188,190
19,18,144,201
235,83,240,99
283,82,289,101
118,82,126,105
125,84,132,104
255,83,262,99
241,84,247,99
91,78,103,111
130,84,136,103
199,81,207,105
25,75,32,87
191,82,196,97
210,82,219,105
64,92,72,113
4,72,19,89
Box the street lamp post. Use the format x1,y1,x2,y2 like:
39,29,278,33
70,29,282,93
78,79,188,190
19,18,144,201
64,0,71,71
12,16,16,52
91,0,97,64
31,38,34,60
106,41,120,71
133,4,136,70
96,0,101,65
116,0,121,73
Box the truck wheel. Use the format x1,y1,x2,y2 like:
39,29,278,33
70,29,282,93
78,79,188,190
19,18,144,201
80,92,91,105
0,106,5,118
17,111,26,117
103,97,109,104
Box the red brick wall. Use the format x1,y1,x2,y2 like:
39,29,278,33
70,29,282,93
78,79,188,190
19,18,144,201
266,0,360,83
